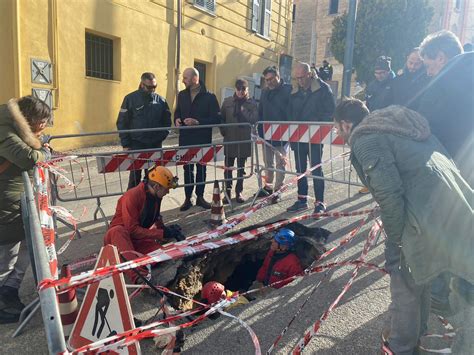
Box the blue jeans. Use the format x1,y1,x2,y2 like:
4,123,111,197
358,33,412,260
293,143,324,202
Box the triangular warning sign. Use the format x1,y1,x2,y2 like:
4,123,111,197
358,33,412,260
68,245,140,354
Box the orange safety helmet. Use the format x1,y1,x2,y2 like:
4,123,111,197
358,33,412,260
201,281,225,304
148,166,178,189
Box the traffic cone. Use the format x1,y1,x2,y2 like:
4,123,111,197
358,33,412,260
209,180,227,226
57,264,79,338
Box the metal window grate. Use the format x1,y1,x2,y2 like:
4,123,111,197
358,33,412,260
194,0,215,13
85,32,114,80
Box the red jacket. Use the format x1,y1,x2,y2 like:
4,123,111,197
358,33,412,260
256,250,303,289
109,182,164,241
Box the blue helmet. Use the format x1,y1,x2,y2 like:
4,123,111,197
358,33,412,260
273,229,296,247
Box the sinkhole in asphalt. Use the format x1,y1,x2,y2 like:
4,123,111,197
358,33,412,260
163,222,331,310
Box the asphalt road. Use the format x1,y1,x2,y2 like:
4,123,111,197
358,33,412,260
1,135,470,354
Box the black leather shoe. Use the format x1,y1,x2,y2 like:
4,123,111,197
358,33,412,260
196,196,211,209
235,193,245,203
179,198,193,211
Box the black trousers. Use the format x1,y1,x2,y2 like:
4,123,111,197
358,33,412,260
224,157,246,193
183,164,206,198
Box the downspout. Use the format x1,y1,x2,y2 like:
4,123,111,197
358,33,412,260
50,0,60,109
176,0,182,104
12,0,22,97
286,0,293,54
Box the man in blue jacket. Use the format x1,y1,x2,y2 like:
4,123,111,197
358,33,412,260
117,72,171,189
175,68,221,211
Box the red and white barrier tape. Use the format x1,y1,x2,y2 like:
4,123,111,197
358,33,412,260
35,167,58,279
38,208,374,292
291,219,382,354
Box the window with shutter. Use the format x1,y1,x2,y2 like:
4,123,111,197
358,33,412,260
251,0,271,38
263,0,271,37
194,0,215,14
252,0,261,32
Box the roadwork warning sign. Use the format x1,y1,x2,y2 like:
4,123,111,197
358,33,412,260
68,245,140,354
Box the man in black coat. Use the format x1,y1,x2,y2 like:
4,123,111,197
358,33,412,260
257,66,292,203
174,67,220,211
287,62,335,215
418,30,473,186
365,56,395,111
417,30,473,322
117,72,171,189
391,48,430,110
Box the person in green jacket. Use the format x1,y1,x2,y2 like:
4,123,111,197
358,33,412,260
333,99,473,355
0,96,51,323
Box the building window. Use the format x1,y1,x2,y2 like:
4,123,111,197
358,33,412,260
85,32,114,80
292,4,296,23
252,0,272,38
455,0,462,10
194,0,216,14
329,0,339,15
325,37,333,57
194,61,207,86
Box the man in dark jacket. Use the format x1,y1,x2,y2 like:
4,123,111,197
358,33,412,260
287,62,335,214
365,56,395,111
418,30,473,187
117,72,171,190
257,66,292,203
175,68,220,211
417,30,474,319
391,48,430,110
0,96,51,323
318,60,333,81
334,100,473,355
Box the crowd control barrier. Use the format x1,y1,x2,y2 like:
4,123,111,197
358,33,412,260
254,121,363,201
20,170,66,353
48,123,255,225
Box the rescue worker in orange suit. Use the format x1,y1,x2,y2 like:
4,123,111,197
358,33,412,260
104,165,185,283
255,229,303,289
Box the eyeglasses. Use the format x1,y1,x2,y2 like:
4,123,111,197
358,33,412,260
236,87,247,92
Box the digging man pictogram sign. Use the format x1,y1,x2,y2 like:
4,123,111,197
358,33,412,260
68,245,140,354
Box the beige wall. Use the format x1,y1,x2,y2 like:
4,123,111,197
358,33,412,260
0,0,292,150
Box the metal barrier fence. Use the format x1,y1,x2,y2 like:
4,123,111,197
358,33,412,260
254,121,363,201
21,170,66,353
48,123,255,225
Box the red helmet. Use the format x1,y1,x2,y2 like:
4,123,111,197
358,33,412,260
202,281,225,304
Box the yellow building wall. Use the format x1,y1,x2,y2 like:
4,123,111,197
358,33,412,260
0,0,292,150
0,1,17,102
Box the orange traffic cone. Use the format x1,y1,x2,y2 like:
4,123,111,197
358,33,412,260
57,264,79,338
209,180,227,226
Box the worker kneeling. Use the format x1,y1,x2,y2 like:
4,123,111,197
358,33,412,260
104,165,184,283
254,229,304,289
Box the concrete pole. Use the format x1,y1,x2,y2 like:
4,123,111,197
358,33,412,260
341,0,357,98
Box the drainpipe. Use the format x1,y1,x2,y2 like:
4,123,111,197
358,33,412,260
12,0,22,97
50,0,60,109
176,0,182,103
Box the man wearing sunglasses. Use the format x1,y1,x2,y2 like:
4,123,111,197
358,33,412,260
117,72,172,190
104,165,185,283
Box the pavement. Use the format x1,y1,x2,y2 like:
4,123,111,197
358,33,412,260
1,132,470,354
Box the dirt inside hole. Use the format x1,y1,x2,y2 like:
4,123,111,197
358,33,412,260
151,222,330,310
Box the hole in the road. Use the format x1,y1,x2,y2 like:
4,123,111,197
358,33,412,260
159,222,331,310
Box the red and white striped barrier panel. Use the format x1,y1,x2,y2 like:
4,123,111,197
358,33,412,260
96,146,224,173
262,123,344,145
34,167,59,279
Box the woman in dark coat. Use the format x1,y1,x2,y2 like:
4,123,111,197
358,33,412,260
220,79,258,203
0,96,51,323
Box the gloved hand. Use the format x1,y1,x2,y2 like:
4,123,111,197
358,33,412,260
163,224,186,241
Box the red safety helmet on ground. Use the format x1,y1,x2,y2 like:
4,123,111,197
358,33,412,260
202,281,225,304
